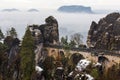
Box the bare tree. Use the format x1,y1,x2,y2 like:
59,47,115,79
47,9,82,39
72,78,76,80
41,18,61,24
70,33,83,46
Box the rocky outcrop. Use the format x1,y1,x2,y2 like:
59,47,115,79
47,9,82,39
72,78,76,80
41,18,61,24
29,16,59,65
29,16,59,45
87,12,120,50
40,16,59,44
2,36,20,80
4,36,20,65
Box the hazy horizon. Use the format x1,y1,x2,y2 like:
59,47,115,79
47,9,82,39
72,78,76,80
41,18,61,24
0,0,119,44
0,10,108,44
0,0,120,10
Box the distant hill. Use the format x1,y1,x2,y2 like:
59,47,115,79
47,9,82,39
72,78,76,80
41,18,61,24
2,8,20,12
58,5,93,13
27,9,39,12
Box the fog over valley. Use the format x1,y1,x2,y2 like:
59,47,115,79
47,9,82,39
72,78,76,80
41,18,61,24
1,1,120,80
0,10,107,43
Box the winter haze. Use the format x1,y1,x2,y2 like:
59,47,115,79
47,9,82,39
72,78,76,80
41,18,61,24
0,0,120,43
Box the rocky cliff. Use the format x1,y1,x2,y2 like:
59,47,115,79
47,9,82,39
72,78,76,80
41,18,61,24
39,16,59,44
87,12,120,50
29,16,59,45
4,36,20,65
29,16,59,65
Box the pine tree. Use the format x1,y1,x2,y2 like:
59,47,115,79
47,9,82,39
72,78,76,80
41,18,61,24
0,28,4,40
20,28,35,80
6,27,17,38
69,40,76,48
0,42,8,65
61,36,70,50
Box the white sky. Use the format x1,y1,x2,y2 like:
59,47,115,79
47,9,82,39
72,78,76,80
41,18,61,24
0,0,120,10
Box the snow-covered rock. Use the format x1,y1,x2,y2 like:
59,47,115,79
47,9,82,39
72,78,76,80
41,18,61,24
68,59,94,80
85,74,94,80
68,71,73,76
35,66,43,73
77,74,94,80
57,67,63,70
95,62,102,67
0,39,4,43
76,59,91,72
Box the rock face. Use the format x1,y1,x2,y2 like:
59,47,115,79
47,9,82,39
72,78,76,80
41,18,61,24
58,5,93,13
29,16,59,65
29,16,59,45
87,12,120,50
39,16,59,44
4,36,20,65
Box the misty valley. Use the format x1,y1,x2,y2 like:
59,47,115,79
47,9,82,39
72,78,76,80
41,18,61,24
0,9,120,80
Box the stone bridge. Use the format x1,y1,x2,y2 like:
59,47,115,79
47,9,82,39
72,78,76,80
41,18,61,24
44,44,120,68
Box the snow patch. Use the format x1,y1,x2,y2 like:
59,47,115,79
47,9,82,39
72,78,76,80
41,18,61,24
117,17,120,22
0,39,4,43
35,66,43,73
85,74,94,80
108,23,112,26
76,59,91,72
95,62,101,67
68,71,73,76
57,67,63,70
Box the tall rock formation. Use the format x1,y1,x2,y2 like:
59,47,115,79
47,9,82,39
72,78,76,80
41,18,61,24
4,36,20,65
29,16,59,45
87,12,120,50
28,16,59,65
40,16,59,44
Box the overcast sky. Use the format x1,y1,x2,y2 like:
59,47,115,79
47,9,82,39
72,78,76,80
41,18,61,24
0,0,120,10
